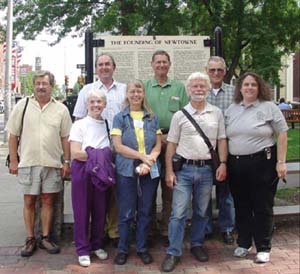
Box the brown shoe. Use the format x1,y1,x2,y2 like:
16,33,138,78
39,235,60,254
21,237,37,257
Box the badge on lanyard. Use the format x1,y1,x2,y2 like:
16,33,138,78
134,119,144,128
150,162,160,179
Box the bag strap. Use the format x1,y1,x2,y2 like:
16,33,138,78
104,119,111,142
181,108,214,152
19,97,29,138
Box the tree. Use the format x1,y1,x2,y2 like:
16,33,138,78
20,71,63,99
1,0,299,85
20,71,35,96
181,0,300,85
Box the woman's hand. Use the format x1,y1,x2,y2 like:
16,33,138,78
137,163,151,176
140,154,155,167
276,162,287,179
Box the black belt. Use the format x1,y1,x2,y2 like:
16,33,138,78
229,145,275,160
183,158,212,167
161,128,169,134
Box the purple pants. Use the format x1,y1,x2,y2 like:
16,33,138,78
71,159,107,256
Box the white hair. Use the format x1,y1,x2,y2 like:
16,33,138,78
186,72,211,89
86,88,107,102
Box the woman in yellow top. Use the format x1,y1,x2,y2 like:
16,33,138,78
111,80,161,265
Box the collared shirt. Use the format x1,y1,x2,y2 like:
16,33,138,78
225,100,288,155
6,97,72,168
167,102,226,160
144,78,189,129
207,82,234,114
73,79,126,128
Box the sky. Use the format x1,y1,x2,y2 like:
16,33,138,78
1,10,85,87
19,34,85,87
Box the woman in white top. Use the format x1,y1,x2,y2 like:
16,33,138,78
69,89,112,267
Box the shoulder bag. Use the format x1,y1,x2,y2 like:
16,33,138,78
181,108,224,184
6,97,29,167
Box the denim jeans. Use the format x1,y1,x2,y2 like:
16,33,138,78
116,174,159,253
205,183,235,234
167,164,213,256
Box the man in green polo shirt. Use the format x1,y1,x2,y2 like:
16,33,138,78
144,50,189,245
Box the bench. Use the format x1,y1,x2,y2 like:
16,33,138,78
281,109,300,129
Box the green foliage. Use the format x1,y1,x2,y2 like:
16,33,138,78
275,187,300,205
287,129,300,161
20,71,64,100
20,71,35,96
1,0,299,85
52,84,65,101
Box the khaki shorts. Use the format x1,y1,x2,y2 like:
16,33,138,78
18,166,63,195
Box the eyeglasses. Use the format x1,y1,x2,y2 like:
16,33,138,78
208,68,225,74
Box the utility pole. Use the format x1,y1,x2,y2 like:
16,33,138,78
4,0,13,143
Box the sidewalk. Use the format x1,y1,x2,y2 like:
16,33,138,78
0,142,299,274
0,227,299,274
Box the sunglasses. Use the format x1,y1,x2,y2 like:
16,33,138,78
208,68,225,73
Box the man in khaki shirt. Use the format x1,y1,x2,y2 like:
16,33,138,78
6,71,72,257
161,72,227,272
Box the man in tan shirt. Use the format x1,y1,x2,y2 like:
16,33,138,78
161,72,227,272
6,71,72,257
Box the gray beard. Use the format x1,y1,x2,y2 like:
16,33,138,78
190,94,207,102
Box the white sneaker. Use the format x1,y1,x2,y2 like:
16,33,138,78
234,247,252,258
94,248,108,260
78,255,91,267
255,252,270,263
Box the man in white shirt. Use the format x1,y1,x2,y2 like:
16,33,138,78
73,53,126,128
73,53,126,246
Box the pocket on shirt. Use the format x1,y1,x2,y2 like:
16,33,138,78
168,97,180,112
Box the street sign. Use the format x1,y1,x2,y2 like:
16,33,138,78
76,64,85,69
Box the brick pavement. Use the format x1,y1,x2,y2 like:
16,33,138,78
0,227,299,274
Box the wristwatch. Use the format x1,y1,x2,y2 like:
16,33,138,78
64,160,70,164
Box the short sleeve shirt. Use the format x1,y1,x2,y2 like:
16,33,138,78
225,100,289,155
167,102,226,160
73,80,126,128
206,82,234,114
69,115,110,151
144,78,189,129
6,97,72,168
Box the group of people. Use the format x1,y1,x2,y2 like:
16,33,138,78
6,51,288,272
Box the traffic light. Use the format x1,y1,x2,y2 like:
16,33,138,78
64,75,69,87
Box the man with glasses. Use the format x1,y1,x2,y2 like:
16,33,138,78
7,71,72,257
205,56,235,244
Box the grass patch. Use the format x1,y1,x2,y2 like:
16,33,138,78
287,129,300,162
275,187,300,205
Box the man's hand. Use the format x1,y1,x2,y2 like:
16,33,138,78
215,163,227,182
61,163,70,178
165,170,177,189
9,160,18,175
